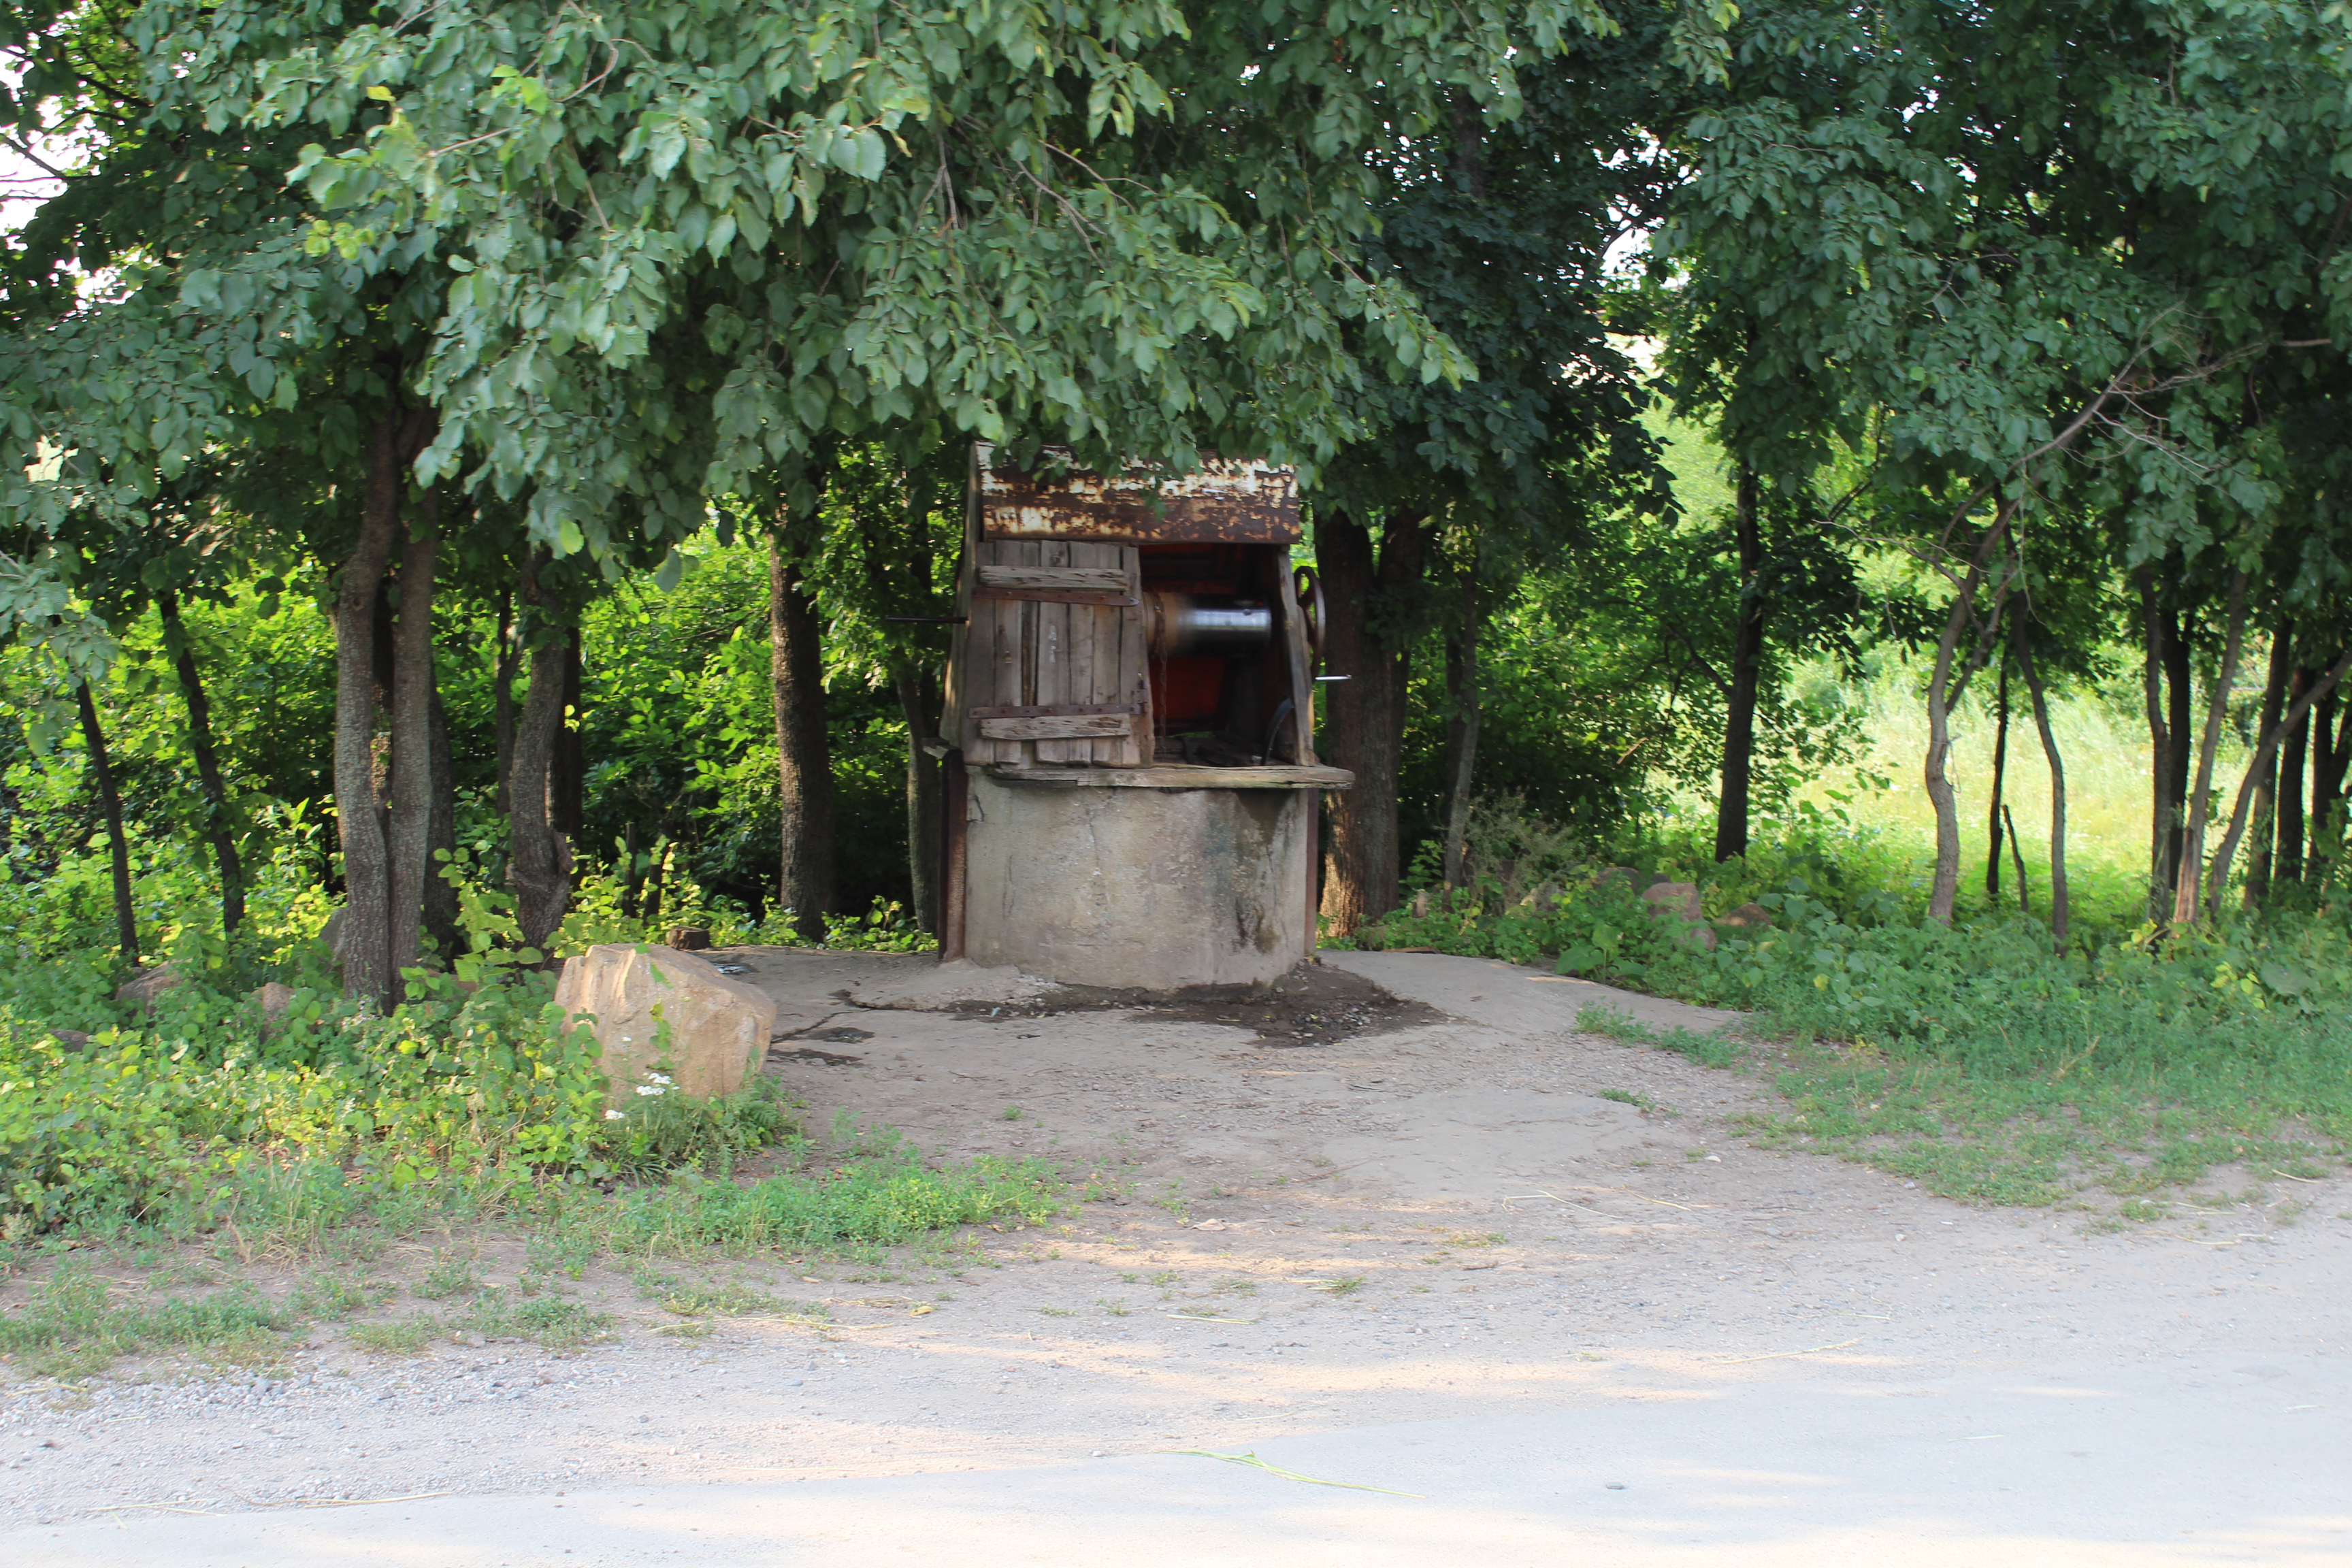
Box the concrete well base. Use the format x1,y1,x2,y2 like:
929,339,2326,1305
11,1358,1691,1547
960,772,1313,990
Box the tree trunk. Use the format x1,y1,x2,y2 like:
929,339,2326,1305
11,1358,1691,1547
2204,644,2352,919
2244,622,2293,908
1925,510,2012,926
770,534,836,942
386,488,439,981
894,668,943,934
2004,801,2030,915
2314,683,2350,883
157,591,244,935
2160,599,2194,902
1441,567,1482,889
551,626,585,840
424,686,459,959
76,683,137,965
1315,509,1433,937
333,414,414,1004
509,551,572,953
493,587,518,818
2174,570,2249,926
2278,666,2313,888
1715,466,1764,863
2013,620,2070,946
2138,568,2169,915
1987,652,2010,905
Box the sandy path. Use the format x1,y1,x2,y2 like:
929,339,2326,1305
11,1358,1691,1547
3,949,2348,1543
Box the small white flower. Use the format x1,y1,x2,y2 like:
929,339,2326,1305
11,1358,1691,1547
636,1085,665,1097
649,1072,673,1085
604,1109,625,1121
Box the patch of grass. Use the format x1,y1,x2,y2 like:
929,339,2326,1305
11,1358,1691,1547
290,1272,394,1318
348,1319,436,1355
1036,1305,1075,1317
1443,1232,1504,1248
0,1265,293,1381
1098,1298,1130,1316
1152,1181,1191,1224
1598,1087,1669,1113
635,1273,801,1318
1311,1274,1366,1296
414,1254,483,1300
475,1294,612,1350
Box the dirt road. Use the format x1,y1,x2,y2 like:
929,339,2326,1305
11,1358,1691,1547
5,949,2347,1563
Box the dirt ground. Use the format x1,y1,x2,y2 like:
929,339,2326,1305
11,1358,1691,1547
4,948,2350,1535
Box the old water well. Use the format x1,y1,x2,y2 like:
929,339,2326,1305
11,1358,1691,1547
933,446,1352,990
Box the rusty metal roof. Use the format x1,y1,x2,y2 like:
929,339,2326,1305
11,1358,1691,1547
974,444,1298,543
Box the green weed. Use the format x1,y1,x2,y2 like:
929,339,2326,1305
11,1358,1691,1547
0,1267,293,1380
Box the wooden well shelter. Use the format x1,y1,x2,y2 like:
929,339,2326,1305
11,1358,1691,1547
934,445,1352,989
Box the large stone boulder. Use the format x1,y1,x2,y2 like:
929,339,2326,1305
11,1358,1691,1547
116,964,185,1010
1640,881,1716,951
554,944,779,1105
1718,901,1775,933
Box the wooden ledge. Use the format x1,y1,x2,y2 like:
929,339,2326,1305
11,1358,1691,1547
984,764,1354,791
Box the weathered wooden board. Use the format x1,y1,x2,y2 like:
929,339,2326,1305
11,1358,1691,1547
979,715,1135,740
1109,546,1148,764
985,764,1352,789
968,703,1140,719
1030,542,1074,762
976,565,1132,593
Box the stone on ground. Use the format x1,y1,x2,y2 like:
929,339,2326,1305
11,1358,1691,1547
115,964,184,1009
1639,881,1716,950
554,944,779,1102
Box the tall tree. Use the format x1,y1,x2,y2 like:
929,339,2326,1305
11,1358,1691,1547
769,523,836,943
1663,0,2352,923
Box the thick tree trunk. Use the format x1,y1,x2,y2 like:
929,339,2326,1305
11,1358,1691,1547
333,414,413,1004
770,535,836,942
2278,666,2313,888
1987,653,2009,905
2160,600,2193,900
386,489,438,981
1715,466,1764,863
551,626,585,840
894,668,943,934
157,591,244,935
1440,568,1482,889
76,683,137,965
1925,511,2012,926
509,552,572,953
492,587,519,818
2244,623,2293,908
2204,644,2352,919
2174,570,2249,925
2013,621,2070,946
424,687,459,958
1315,510,1433,937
